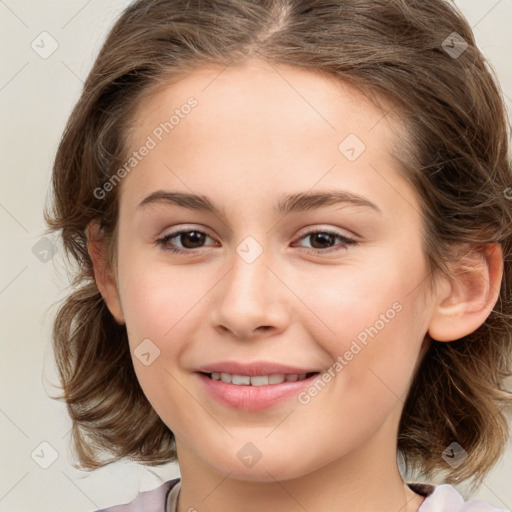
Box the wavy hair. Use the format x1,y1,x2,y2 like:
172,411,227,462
44,0,512,489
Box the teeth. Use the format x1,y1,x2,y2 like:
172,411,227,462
232,374,251,385
209,372,311,385
251,375,269,386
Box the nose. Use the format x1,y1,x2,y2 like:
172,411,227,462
208,248,290,341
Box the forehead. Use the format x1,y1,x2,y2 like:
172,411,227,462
126,59,401,149
119,60,416,217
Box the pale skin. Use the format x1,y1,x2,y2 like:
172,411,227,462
87,59,503,512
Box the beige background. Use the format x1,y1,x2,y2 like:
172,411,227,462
0,1,511,510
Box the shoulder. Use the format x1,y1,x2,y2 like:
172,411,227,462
408,482,511,512
92,477,180,512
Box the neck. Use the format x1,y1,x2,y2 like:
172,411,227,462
174,415,426,512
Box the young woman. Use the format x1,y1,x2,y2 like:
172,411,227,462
44,1,512,511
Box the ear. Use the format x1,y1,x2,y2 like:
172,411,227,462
86,220,125,325
428,243,503,342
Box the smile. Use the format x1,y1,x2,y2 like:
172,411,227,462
205,372,318,385
197,370,321,411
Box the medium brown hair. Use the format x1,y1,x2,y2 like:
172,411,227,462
44,0,512,489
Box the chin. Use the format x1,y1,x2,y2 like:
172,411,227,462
202,450,312,483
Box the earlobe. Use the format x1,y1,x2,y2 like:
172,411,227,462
427,243,503,342
86,220,125,325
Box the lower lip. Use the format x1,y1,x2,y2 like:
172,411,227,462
196,372,319,411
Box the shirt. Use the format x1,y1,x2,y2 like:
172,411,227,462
93,478,511,512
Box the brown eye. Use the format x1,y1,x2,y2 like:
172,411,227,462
308,232,337,249
176,231,206,249
156,229,216,253
293,229,357,254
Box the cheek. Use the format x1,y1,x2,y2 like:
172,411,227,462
308,251,425,349
116,257,205,425
301,247,428,400
118,250,210,347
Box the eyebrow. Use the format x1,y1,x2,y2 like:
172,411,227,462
137,189,382,219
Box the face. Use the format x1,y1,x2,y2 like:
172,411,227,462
109,59,434,482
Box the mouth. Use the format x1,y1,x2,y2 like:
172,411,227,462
196,368,322,411
200,371,320,386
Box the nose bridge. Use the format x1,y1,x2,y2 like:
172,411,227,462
210,237,288,338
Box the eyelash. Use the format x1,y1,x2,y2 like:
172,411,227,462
155,228,357,255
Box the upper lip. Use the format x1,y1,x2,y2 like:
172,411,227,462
196,361,321,377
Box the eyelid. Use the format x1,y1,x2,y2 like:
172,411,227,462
158,224,357,240
155,226,219,254
293,224,357,240
158,226,218,245
156,224,358,255
158,224,214,239
290,227,357,253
